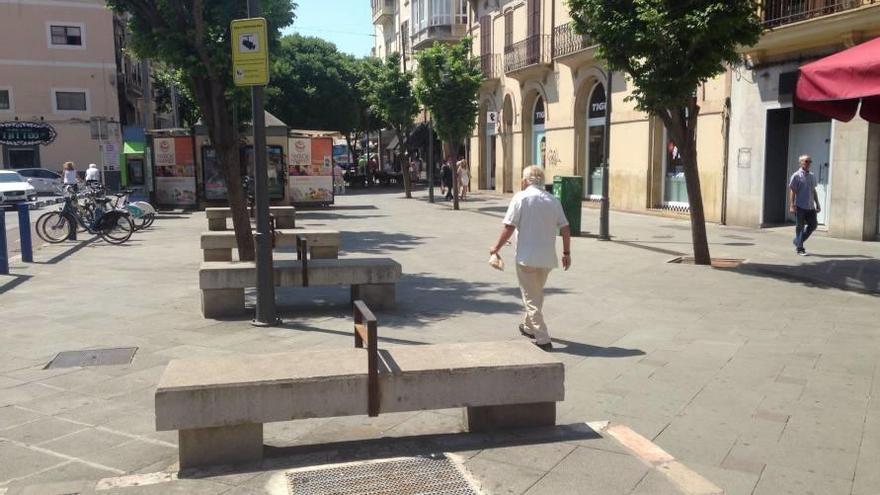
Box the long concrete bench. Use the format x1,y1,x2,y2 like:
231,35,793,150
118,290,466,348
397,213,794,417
199,258,402,317
156,338,564,468
206,206,296,231
200,229,341,261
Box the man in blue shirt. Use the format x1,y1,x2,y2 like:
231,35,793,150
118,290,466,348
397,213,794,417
789,154,821,256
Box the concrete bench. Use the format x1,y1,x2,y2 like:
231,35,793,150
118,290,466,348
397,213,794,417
205,206,296,231
200,229,341,261
199,258,402,317
156,329,564,468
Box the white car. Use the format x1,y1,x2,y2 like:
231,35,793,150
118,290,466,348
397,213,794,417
17,168,63,195
0,170,38,205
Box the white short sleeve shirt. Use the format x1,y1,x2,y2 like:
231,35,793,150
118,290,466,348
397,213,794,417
503,185,569,268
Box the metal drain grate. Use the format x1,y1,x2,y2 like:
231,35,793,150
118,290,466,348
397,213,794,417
286,456,480,495
45,347,138,369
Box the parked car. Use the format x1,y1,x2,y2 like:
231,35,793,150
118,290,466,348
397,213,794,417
17,168,63,195
0,170,38,205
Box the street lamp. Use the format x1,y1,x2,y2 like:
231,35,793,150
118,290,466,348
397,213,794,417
599,66,612,241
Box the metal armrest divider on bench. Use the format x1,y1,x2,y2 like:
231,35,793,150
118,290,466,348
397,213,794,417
353,300,379,417
296,235,308,287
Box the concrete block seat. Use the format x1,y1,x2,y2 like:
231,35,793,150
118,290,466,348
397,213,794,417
155,340,564,468
199,258,402,317
200,229,341,261
205,206,296,230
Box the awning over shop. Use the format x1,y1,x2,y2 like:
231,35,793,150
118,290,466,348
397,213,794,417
123,141,145,154
795,36,880,123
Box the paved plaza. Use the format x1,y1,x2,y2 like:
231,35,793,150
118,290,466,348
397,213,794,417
0,188,878,495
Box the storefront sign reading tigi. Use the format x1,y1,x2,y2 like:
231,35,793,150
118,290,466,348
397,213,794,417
0,121,58,146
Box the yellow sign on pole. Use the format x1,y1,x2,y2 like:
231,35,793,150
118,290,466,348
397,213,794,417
231,17,269,86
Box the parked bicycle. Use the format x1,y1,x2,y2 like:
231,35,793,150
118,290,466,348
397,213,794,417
35,186,134,244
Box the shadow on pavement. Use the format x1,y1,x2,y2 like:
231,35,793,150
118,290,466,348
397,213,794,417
34,237,99,265
276,321,427,346
178,423,603,480
0,273,33,295
733,258,880,295
549,338,646,358
297,212,389,221
341,231,430,254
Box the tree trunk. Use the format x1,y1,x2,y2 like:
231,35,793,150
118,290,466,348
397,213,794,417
663,103,711,266
398,129,412,198
191,76,254,261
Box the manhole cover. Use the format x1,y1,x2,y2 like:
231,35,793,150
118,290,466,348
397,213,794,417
45,348,138,369
286,456,481,495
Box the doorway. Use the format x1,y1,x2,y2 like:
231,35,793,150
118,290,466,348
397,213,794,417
585,82,606,198
502,96,514,193
487,134,497,190
532,97,546,167
4,145,39,169
786,109,831,224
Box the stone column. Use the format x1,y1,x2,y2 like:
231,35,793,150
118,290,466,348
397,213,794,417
829,120,880,240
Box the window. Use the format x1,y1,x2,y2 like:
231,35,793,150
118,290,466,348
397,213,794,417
54,91,87,111
0,89,10,110
455,0,468,24
504,11,513,49
431,0,451,26
50,25,82,46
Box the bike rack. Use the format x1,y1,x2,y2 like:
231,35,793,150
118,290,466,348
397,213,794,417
353,300,380,417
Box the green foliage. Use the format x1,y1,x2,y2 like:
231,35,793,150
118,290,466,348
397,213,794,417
360,53,418,139
152,66,200,127
567,0,762,114
268,34,366,133
414,39,482,150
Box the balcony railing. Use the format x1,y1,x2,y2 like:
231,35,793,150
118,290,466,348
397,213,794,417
504,35,551,73
553,23,592,58
411,21,468,50
762,0,876,27
480,53,502,80
371,0,395,23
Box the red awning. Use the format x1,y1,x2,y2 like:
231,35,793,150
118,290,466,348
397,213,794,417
795,36,880,123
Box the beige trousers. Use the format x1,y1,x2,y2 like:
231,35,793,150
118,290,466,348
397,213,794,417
516,264,553,345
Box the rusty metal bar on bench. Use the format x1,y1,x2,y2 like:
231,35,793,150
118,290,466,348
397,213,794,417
296,235,309,287
353,300,379,417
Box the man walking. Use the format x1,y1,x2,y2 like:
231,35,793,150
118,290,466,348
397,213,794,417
489,166,571,351
441,159,454,200
789,154,821,256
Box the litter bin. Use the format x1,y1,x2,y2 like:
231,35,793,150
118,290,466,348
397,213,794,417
553,176,582,236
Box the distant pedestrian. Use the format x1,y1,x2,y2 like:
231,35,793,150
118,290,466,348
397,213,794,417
85,163,100,183
489,165,571,351
441,159,454,200
334,163,346,195
62,162,78,188
456,156,470,201
790,154,820,256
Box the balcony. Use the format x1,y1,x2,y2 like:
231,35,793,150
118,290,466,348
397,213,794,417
553,23,593,58
504,35,552,81
479,53,502,91
762,0,876,27
411,21,468,50
372,0,395,24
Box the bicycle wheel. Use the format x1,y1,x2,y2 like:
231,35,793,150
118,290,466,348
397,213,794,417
38,212,73,243
141,213,155,229
100,214,134,244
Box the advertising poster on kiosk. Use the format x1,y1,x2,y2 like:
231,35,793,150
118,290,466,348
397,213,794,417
154,136,197,206
289,136,334,206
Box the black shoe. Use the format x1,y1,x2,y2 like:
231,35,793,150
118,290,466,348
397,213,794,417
534,342,553,352
519,324,535,339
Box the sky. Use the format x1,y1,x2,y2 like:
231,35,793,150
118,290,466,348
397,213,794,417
282,0,375,57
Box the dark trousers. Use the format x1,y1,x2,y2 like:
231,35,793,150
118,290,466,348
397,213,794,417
794,207,818,250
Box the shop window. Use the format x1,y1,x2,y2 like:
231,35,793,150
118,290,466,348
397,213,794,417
54,91,87,111
0,89,10,110
663,138,688,205
50,25,82,46
586,82,606,197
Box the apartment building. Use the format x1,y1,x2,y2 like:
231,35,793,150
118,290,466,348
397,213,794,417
728,0,880,240
0,0,120,172
372,0,471,69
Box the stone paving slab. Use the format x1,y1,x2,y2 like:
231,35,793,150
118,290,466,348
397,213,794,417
0,188,877,494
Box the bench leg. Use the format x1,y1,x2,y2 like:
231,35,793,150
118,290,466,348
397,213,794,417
201,288,245,318
351,283,395,309
310,246,339,259
464,402,556,432
207,218,227,231
203,248,233,262
275,217,295,229
179,423,263,469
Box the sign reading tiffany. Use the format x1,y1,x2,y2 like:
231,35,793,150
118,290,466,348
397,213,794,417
0,121,58,146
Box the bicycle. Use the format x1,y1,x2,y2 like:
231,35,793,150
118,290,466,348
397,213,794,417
36,187,134,245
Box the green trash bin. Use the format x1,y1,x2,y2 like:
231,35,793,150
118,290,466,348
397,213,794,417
553,176,583,236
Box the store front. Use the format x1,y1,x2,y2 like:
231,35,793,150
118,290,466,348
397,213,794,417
532,97,546,168
0,121,56,169
152,133,197,208
585,83,606,199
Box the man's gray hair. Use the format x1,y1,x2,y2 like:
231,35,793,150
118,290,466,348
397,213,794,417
522,165,545,187
799,154,811,163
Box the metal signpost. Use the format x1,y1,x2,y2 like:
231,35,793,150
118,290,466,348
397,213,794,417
599,70,612,241
232,6,277,326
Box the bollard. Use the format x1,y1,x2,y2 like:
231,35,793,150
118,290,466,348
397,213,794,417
0,208,8,275
16,203,33,262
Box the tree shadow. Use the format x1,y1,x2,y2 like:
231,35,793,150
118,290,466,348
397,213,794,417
296,212,388,221
340,231,430,255
732,258,880,295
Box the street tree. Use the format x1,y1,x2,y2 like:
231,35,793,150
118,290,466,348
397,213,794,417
567,0,762,264
414,39,482,211
361,53,418,198
106,0,295,261
152,66,200,128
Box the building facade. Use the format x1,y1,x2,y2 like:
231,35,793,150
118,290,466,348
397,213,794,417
728,0,880,240
0,0,120,172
